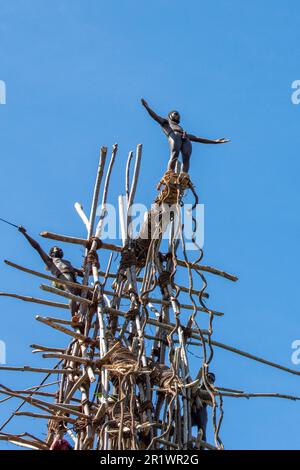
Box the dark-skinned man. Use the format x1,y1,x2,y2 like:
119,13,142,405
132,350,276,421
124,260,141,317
18,226,84,317
141,98,229,175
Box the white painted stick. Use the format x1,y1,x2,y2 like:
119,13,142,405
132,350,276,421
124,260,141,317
74,203,90,232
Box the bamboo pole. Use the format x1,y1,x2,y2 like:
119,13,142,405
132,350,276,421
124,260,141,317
176,259,238,282
0,434,49,451
42,342,120,367
0,389,91,419
118,195,127,246
0,366,79,374
35,315,95,344
10,390,56,398
39,231,123,252
216,391,300,401
32,317,82,328
0,292,68,309
209,339,300,376
0,381,59,405
127,143,142,242
39,284,92,305
74,150,109,390
42,353,93,365
38,231,236,280
31,344,66,353
126,150,134,203
95,143,118,238
88,146,108,238
14,412,76,424
4,260,92,292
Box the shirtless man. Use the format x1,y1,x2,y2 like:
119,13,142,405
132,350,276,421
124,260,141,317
18,226,83,316
141,98,229,174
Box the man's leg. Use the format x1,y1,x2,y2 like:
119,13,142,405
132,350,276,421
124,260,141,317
199,406,208,442
167,134,181,171
181,139,192,173
61,273,80,317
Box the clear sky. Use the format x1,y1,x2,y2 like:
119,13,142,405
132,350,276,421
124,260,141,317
0,0,300,450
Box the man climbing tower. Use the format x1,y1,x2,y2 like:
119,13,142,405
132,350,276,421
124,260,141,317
18,226,83,317
141,98,229,175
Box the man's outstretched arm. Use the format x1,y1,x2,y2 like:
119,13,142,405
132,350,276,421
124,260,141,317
187,133,230,144
141,98,166,126
74,268,84,277
18,226,50,266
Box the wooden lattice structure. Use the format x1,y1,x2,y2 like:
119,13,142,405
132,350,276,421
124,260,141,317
0,144,299,451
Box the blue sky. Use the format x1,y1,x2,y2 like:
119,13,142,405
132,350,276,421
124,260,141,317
0,0,300,450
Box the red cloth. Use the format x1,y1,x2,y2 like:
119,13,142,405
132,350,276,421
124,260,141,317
50,438,73,450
